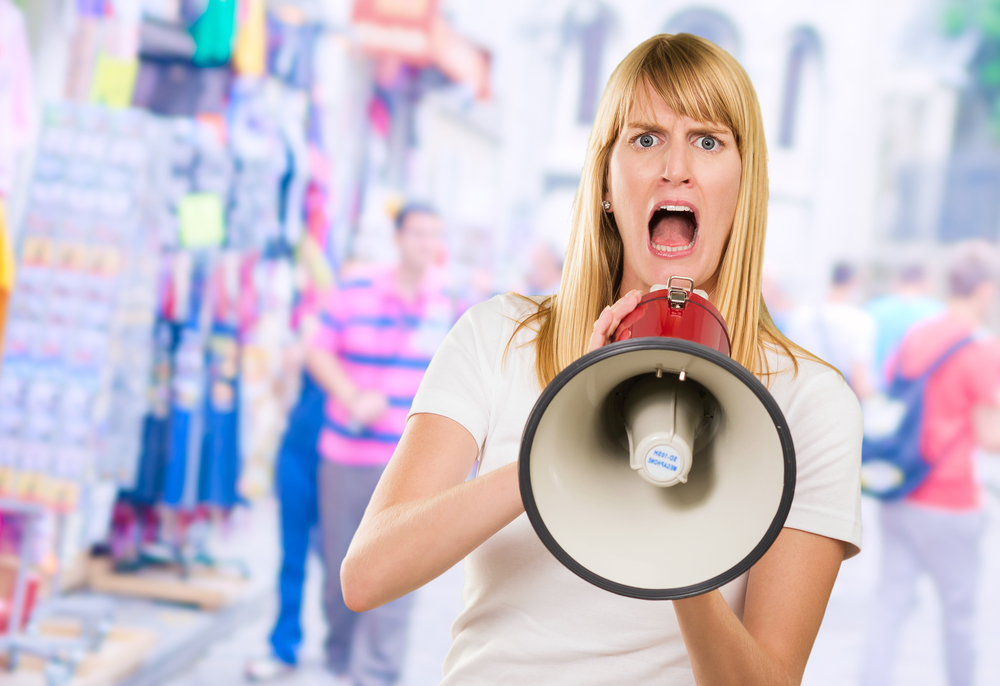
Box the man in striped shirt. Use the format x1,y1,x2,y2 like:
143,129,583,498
306,204,452,686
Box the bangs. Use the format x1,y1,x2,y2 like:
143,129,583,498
613,35,744,150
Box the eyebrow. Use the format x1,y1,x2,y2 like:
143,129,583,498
624,120,732,137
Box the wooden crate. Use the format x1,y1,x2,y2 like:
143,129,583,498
0,622,156,686
86,557,247,611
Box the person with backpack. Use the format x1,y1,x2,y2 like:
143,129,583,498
859,242,1000,686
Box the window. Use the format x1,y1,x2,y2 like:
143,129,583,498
778,27,822,149
563,2,614,125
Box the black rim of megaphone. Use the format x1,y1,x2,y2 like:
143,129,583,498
518,337,796,600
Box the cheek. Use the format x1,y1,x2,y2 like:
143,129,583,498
608,149,644,209
706,166,742,243
609,157,650,247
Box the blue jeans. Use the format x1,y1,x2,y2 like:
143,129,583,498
268,374,325,665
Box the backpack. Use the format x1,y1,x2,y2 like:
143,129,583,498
860,336,973,500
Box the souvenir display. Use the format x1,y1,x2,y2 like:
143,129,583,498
0,0,326,607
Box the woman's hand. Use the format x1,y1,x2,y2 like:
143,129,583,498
673,528,845,686
587,289,644,353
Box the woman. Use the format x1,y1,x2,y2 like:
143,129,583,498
342,34,863,685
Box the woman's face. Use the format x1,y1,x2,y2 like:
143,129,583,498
606,84,742,297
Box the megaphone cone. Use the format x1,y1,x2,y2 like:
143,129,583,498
519,279,795,599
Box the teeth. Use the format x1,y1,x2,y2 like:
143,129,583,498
652,235,697,253
658,204,693,212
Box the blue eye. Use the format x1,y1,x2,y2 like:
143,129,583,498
636,133,658,149
696,136,718,151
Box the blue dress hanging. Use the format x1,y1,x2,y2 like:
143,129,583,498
128,318,177,504
163,261,209,509
197,322,241,508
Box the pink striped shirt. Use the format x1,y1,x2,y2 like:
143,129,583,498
309,266,454,466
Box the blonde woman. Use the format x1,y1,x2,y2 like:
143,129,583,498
342,34,862,686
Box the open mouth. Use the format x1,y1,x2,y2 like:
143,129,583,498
649,204,698,254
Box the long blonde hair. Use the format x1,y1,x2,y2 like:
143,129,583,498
520,33,820,388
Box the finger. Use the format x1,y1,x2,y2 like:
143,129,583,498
606,290,643,335
587,307,613,353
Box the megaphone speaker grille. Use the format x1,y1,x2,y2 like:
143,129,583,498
519,338,795,600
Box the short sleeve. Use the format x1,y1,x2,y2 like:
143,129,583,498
408,296,508,449
781,362,864,559
967,340,1000,406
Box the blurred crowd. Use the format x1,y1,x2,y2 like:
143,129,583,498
770,241,1000,686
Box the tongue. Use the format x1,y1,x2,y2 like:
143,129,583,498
650,214,694,247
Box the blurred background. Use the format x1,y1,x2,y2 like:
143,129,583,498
1,0,1000,685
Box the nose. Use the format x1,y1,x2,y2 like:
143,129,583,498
662,137,692,186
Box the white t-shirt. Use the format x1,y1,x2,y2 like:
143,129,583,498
409,294,863,686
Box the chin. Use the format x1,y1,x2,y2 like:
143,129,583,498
643,259,707,288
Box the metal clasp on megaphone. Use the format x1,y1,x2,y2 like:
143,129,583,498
659,276,695,310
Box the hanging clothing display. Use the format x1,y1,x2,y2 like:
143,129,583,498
0,0,342,582
0,104,161,492
197,255,242,508
129,317,175,505
163,257,209,509
276,87,310,248
190,0,238,67
65,15,101,101
197,320,241,507
227,79,284,250
266,12,319,90
76,0,107,15
0,199,13,360
0,0,34,196
138,18,198,60
133,61,231,117
89,52,140,109
232,0,267,76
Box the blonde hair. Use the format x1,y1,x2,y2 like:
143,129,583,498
518,33,821,388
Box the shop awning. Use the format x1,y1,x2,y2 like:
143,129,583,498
351,0,491,99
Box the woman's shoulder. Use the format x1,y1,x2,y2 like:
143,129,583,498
763,346,863,559
461,293,547,332
763,344,860,420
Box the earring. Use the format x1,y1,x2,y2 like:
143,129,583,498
602,200,611,211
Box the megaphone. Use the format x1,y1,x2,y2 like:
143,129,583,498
519,277,795,599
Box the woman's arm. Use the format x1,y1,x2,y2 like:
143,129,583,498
674,528,845,686
341,413,524,612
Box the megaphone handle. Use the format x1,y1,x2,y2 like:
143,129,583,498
666,276,695,292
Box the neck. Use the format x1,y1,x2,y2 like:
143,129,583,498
619,271,719,303
948,297,984,327
396,262,425,298
827,285,852,303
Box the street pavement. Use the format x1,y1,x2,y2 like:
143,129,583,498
164,472,1000,686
